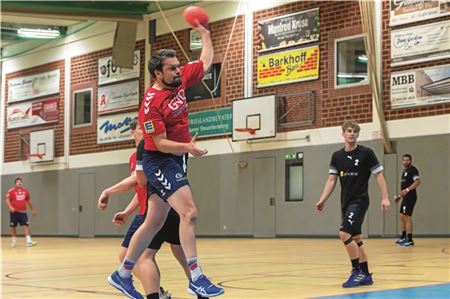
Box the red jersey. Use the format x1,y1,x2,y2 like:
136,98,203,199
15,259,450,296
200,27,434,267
129,152,147,216
7,187,30,212
138,60,204,151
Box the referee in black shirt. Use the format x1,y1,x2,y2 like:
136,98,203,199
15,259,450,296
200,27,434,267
315,121,390,288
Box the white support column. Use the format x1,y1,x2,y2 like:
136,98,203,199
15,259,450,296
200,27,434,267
0,61,5,175
244,1,253,98
373,0,383,133
64,45,71,169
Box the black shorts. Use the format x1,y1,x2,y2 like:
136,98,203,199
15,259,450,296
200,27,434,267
121,211,181,250
10,212,29,227
149,210,181,250
340,200,369,236
400,196,417,216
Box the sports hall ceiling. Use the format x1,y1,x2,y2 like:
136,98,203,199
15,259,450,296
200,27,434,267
0,1,198,58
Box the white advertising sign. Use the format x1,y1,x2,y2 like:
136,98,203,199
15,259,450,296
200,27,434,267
97,112,136,144
8,69,60,103
98,80,139,114
390,0,450,26
391,20,450,66
391,65,450,108
98,50,140,85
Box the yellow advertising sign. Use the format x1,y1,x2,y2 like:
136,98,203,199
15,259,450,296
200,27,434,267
257,46,319,88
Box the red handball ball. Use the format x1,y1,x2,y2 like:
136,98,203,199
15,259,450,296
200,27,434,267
183,6,209,28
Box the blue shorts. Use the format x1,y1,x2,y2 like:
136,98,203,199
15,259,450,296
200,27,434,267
143,151,189,201
122,212,181,250
10,212,29,227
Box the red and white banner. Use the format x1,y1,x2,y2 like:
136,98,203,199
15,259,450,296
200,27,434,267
7,98,59,129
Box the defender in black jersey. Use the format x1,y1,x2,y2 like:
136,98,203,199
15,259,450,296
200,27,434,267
395,154,421,247
316,121,390,288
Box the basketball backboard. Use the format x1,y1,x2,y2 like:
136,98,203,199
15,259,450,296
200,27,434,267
30,129,54,163
232,95,276,141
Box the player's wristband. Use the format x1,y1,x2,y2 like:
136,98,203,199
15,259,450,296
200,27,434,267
135,162,143,171
136,139,145,161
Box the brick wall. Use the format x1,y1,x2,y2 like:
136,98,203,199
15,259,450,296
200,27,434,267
254,1,372,132
70,40,145,155
4,61,65,163
382,1,450,119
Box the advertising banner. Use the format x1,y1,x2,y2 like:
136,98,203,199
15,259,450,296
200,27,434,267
257,8,320,52
98,50,140,85
8,69,60,103
7,98,59,129
391,65,450,108
97,112,136,144
390,0,450,26
188,107,232,137
98,80,139,114
257,46,319,88
391,20,450,66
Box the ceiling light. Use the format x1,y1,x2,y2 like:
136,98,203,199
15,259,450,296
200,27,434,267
17,27,62,39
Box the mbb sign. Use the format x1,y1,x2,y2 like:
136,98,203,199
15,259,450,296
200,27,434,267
98,50,140,85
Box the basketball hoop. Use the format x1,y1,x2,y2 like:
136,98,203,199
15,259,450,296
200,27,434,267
29,153,44,160
234,128,256,135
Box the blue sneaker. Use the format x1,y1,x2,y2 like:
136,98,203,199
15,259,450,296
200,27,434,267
108,271,143,299
342,270,364,288
359,272,373,285
395,238,406,244
188,275,224,297
400,240,414,247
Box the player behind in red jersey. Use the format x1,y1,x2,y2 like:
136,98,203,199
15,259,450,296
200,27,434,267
100,119,209,299
109,22,224,299
5,177,37,247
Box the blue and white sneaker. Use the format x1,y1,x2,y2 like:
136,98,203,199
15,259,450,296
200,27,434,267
188,275,224,297
395,238,406,244
342,270,364,288
108,271,143,299
400,240,414,247
359,272,373,285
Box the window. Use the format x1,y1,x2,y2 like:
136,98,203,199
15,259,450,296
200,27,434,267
335,35,368,88
185,63,221,102
285,152,304,201
73,88,92,127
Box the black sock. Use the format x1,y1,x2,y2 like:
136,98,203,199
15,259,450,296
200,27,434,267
360,261,369,274
400,231,406,239
351,258,360,271
146,293,159,299
407,233,413,241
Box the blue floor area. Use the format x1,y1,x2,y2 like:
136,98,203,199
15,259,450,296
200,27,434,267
315,283,450,299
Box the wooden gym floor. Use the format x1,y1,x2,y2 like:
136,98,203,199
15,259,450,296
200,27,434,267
1,237,449,298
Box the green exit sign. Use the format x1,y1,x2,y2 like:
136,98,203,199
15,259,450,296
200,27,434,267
285,152,296,160
285,152,303,160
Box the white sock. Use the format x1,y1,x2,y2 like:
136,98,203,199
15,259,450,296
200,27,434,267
26,235,32,243
11,237,16,244
118,258,136,278
187,257,203,281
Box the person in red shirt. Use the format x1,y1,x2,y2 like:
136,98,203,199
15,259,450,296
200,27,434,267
109,23,224,299
5,177,37,247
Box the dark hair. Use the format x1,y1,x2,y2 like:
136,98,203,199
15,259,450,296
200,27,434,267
148,49,177,78
402,154,412,160
130,117,138,131
14,177,22,183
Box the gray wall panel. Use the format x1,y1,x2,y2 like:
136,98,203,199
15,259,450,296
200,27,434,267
2,134,448,237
